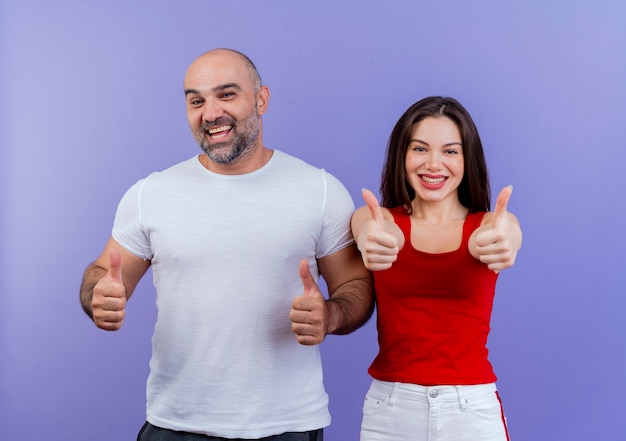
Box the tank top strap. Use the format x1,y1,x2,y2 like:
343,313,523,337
462,211,487,242
390,206,411,237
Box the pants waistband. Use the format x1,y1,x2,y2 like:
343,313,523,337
370,379,497,405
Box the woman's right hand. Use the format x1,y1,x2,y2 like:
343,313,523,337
351,189,404,271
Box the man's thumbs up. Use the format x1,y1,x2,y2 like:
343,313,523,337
92,248,127,331
108,247,124,283
289,259,327,346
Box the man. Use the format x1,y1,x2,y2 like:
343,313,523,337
79,48,373,441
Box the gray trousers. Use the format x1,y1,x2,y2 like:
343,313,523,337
137,422,323,441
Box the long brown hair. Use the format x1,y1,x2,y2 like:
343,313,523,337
380,96,490,213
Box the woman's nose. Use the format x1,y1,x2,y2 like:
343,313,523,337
426,152,441,170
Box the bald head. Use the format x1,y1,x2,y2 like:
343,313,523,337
183,48,271,172
185,48,262,93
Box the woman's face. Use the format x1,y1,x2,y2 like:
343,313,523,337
404,116,465,204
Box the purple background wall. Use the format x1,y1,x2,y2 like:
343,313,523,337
1,1,625,440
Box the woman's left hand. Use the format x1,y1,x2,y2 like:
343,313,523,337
469,186,522,272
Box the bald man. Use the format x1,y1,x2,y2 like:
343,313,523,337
80,49,373,441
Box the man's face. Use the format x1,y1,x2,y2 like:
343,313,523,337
184,51,266,165
191,102,260,165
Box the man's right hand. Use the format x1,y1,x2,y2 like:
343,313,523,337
91,248,127,331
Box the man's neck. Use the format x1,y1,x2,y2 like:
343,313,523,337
199,146,274,175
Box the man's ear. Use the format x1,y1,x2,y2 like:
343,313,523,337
256,85,270,116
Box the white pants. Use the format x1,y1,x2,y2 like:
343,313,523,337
360,380,510,441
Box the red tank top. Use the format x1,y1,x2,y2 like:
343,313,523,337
369,207,498,385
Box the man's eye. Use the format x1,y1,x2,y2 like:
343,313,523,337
221,92,235,99
190,99,203,105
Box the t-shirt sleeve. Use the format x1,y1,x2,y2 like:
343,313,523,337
111,178,153,260
316,170,356,258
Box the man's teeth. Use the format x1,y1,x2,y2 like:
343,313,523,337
208,125,232,135
422,176,445,184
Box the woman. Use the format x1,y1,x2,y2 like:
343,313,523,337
352,96,522,440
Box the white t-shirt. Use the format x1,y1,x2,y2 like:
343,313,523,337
112,150,355,438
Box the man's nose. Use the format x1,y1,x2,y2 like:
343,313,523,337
202,98,225,123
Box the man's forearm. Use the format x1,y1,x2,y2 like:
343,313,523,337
80,264,107,320
326,277,374,335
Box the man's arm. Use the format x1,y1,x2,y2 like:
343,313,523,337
319,244,374,335
80,237,151,331
290,244,374,345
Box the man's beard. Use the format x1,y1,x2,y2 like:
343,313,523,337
192,108,261,165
